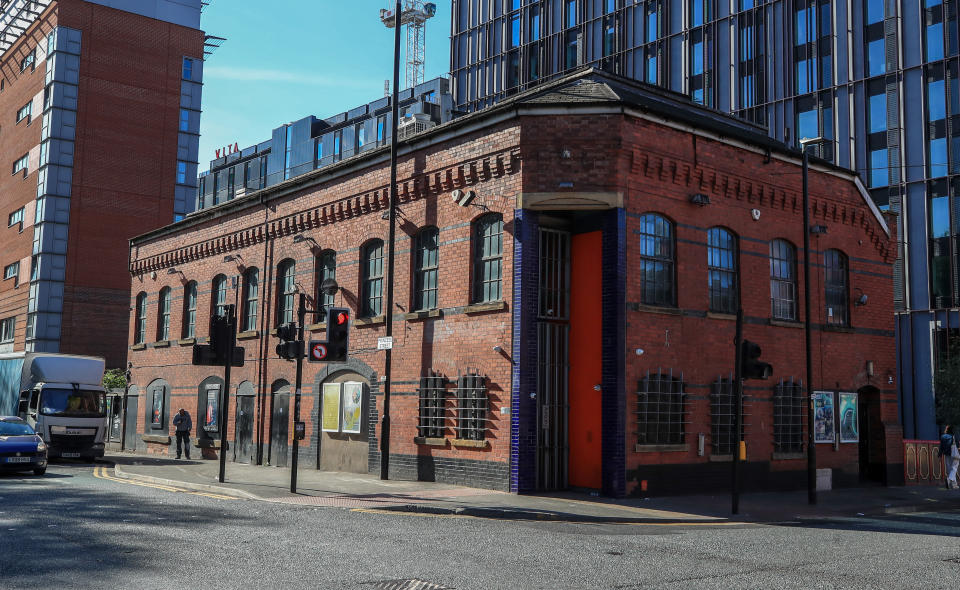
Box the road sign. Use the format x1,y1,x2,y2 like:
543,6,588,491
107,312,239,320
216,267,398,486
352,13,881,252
377,336,393,350
309,341,329,362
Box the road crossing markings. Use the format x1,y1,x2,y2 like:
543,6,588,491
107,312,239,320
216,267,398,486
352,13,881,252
92,466,238,500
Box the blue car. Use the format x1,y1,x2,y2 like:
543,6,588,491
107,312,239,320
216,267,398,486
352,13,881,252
0,416,47,476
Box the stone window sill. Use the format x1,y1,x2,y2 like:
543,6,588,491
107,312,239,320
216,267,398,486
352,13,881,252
178,338,196,346
635,443,688,453
194,438,226,449
769,319,802,329
236,330,259,340
131,343,146,351
706,312,736,321
141,434,170,445
452,439,489,449
153,340,170,348
629,303,681,316
354,315,385,327
772,452,806,461
404,309,442,321
464,301,506,314
306,323,326,333
413,436,448,447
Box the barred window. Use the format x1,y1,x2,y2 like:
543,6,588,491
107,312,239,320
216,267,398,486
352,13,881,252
362,241,384,317
414,227,439,311
277,259,296,325
707,227,738,314
770,239,797,320
473,214,503,303
710,376,742,455
774,378,804,453
134,292,147,345
242,268,259,332
456,372,487,441
157,287,171,341
183,281,197,339
417,372,447,439
317,250,336,310
824,249,848,326
636,369,685,445
212,274,229,318
638,213,675,306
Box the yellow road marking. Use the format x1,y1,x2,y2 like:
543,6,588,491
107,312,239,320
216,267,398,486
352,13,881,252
93,466,237,500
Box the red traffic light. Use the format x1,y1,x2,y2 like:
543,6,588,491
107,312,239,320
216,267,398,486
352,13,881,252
337,312,348,325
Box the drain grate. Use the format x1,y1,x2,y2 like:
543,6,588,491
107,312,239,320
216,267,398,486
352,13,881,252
363,580,453,590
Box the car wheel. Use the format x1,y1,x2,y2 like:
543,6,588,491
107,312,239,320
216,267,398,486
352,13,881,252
33,467,46,476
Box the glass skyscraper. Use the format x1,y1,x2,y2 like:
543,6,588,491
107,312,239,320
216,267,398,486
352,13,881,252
450,0,951,438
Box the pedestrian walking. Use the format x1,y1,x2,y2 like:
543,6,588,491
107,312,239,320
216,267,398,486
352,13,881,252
940,426,959,489
173,408,192,460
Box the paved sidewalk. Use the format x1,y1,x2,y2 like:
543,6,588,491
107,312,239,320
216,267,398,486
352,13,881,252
107,453,960,524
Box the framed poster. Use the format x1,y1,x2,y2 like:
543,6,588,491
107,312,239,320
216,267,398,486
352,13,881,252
814,391,835,444
204,384,220,432
839,392,859,443
341,382,363,434
150,387,164,429
321,383,341,432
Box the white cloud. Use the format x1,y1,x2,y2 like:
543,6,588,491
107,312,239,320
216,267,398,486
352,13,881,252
204,66,378,90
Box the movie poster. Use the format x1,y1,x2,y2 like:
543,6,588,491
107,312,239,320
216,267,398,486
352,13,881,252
814,391,835,444
321,383,341,432
341,382,363,434
839,392,859,443
151,388,163,428
204,384,220,432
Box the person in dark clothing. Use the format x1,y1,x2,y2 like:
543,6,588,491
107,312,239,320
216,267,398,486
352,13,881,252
941,426,958,489
172,408,192,460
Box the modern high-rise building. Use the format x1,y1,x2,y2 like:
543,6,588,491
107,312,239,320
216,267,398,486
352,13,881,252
449,0,950,439
0,0,204,368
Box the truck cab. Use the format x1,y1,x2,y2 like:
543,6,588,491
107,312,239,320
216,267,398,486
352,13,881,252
18,383,106,460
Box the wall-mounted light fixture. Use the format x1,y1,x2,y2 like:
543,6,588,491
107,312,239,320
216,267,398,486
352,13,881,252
854,288,868,307
292,234,318,247
689,193,711,207
166,267,179,275
809,224,828,235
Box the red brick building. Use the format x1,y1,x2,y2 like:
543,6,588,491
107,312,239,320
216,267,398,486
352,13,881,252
0,0,204,368
127,70,901,496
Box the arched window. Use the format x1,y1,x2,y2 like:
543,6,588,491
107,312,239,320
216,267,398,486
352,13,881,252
276,259,296,325
638,213,675,306
473,213,503,303
414,227,439,311
157,287,171,341
317,250,336,310
361,240,384,317
769,239,797,321
182,281,197,339
212,274,228,317
824,249,849,326
242,267,259,332
707,227,738,314
134,292,147,344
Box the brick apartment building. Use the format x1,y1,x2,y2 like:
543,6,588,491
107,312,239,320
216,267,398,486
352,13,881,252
127,69,901,496
0,0,204,367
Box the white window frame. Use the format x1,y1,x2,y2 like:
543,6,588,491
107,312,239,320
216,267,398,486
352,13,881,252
0,316,14,342
8,207,23,227
12,153,28,177
16,101,31,123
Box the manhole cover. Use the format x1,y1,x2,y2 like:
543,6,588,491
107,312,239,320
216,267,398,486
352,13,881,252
363,580,453,590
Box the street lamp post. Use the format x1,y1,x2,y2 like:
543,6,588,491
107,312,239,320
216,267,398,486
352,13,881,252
380,0,402,481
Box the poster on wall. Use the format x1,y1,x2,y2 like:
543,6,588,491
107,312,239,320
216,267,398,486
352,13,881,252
839,392,859,443
151,388,163,428
321,383,341,432
814,391,836,444
341,382,363,434
204,384,220,432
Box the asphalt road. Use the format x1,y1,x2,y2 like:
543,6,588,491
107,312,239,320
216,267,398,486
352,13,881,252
2,462,960,589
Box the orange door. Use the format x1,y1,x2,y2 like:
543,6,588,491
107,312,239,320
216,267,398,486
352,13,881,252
568,231,602,489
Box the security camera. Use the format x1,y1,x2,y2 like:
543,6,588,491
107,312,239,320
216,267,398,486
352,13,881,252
493,345,503,353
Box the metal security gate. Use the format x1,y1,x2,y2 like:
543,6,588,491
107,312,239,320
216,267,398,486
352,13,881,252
271,392,290,467
536,228,570,490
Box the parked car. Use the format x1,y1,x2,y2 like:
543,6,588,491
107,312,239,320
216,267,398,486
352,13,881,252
0,416,47,475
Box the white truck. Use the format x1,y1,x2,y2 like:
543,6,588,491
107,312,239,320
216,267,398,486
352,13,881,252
0,352,107,461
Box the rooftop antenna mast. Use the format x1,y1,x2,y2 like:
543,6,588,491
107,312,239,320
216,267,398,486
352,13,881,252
379,1,437,90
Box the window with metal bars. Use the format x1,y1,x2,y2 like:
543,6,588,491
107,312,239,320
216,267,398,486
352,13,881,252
362,240,384,317
637,213,674,306
157,287,171,341
182,281,197,339
773,378,804,453
414,227,439,311
417,372,447,439
707,227,738,314
824,249,848,326
710,376,741,455
769,239,797,321
473,214,503,303
636,369,685,445
455,372,487,441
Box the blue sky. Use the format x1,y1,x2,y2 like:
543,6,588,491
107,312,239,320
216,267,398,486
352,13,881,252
197,0,450,166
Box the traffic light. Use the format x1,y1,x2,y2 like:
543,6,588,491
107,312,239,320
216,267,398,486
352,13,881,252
325,307,350,362
275,322,302,361
740,339,773,380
